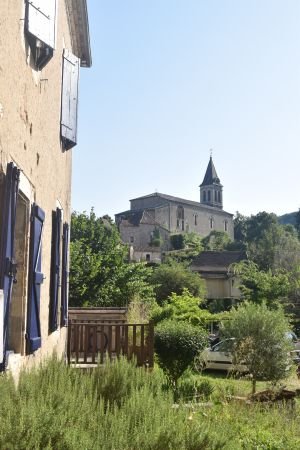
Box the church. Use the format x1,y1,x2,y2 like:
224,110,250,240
115,157,234,262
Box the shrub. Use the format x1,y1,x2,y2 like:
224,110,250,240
154,320,207,387
176,377,214,402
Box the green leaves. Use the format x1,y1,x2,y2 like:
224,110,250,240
69,210,154,307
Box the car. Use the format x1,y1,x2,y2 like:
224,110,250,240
199,338,248,372
285,331,300,350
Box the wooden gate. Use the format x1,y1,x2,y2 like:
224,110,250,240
67,321,154,367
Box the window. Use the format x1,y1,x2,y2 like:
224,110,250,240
145,254,151,262
25,0,57,70
203,191,206,202
194,215,198,226
176,206,184,231
130,236,134,243
208,191,211,202
218,191,221,203
224,220,228,232
214,191,217,202
210,217,214,229
61,223,69,327
61,49,80,150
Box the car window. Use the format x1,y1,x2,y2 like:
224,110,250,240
213,340,233,352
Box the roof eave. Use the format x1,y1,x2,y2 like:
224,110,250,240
66,0,92,68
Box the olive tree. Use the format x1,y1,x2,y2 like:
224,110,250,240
221,302,292,394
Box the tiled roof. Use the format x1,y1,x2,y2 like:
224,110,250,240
191,251,247,271
129,192,232,216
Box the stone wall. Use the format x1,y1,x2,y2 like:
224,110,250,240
0,0,77,373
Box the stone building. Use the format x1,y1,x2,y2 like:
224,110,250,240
0,0,91,375
115,157,234,262
190,251,246,304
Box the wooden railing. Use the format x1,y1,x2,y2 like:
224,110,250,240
67,321,154,368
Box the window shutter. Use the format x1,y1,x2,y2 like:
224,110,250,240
0,163,20,371
26,204,45,354
61,223,69,327
26,0,57,49
61,49,80,150
49,208,61,332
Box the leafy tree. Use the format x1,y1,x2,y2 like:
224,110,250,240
202,230,232,251
154,320,207,389
231,261,290,307
221,302,292,393
151,289,215,326
150,260,206,305
69,210,155,307
295,208,300,237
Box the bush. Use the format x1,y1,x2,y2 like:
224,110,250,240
150,260,206,304
154,320,207,387
0,357,224,450
176,377,214,402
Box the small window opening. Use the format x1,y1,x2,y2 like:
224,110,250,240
210,217,214,229
145,254,151,262
208,191,211,202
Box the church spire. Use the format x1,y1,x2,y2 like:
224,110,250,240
199,156,223,209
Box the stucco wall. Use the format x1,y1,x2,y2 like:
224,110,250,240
0,0,76,372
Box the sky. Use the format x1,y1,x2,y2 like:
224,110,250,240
72,0,300,220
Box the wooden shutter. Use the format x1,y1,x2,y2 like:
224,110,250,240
61,49,80,150
61,223,69,326
0,163,20,371
49,209,61,332
26,204,45,354
26,0,57,49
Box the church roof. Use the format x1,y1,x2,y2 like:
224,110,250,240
129,192,232,216
200,157,221,187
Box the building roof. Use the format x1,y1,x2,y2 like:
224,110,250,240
200,157,221,187
129,192,233,217
191,251,247,273
66,0,92,67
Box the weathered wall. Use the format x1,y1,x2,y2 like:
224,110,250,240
0,0,75,372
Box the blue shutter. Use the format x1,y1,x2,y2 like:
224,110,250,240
61,49,80,150
61,223,69,327
26,204,45,354
49,208,61,332
0,163,20,371
26,0,57,49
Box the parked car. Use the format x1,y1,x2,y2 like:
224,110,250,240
285,331,300,350
199,338,248,372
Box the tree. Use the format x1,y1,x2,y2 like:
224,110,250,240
232,261,291,307
151,289,215,326
154,320,207,389
221,302,292,393
150,260,206,305
69,210,155,307
202,230,232,251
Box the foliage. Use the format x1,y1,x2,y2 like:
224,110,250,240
0,357,226,449
1,358,300,449
170,233,185,250
221,302,292,393
202,230,232,251
154,320,207,387
167,232,203,262
151,288,215,326
176,375,214,402
232,260,291,307
149,227,162,247
150,260,206,305
69,210,155,307
233,211,300,272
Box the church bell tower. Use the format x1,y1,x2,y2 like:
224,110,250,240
200,156,223,209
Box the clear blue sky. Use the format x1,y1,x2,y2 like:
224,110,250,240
72,0,300,219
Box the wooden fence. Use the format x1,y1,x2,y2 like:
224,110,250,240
67,321,154,368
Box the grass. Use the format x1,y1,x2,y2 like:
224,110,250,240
0,358,300,449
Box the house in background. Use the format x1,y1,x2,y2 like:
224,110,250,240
190,251,247,307
115,156,234,262
0,0,91,375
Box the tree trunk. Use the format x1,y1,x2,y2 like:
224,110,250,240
252,378,256,394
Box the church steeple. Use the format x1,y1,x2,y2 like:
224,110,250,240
199,156,223,209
